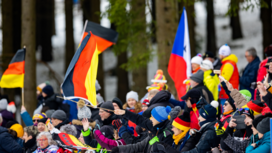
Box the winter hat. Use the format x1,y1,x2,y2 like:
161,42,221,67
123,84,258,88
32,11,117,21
191,54,203,65
7,102,16,113
60,124,77,137
96,94,105,105
203,51,215,59
77,99,92,120
172,111,191,131
264,45,272,57
239,108,254,120
151,106,172,123
257,117,270,134
142,99,150,106
190,70,204,83
42,85,54,97
219,44,231,56
100,125,114,139
45,109,55,118
38,118,48,124
201,60,214,70
151,69,167,83
126,91,139,102
32,113,47,120
112,97,123,109
239,90,252,102
242,100,265,116
181,89,201,104
100,101,114,114
37,82,50,93
51,110,67,121
253,115,267,128
226,98,236,111
10,123,24,138
0,98,8,111
199,101,218,121
95,80,101,92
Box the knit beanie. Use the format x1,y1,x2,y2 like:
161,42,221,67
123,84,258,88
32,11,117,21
219,44,231,56
100,125,114,139
45,109,55,118
253,115,266,128
7,102,16,113
38,118,48,124
239,90,252,102
151,106,172,123
10,123,24,138
190,70,204,83
181,89,201,104
191,54,203,65
51,110,67,121
199,101,218,122
142,99,150,106
172,111,191,131
0,98,8,111
200,60,214,70
100,101,114,114
242,100,265,116
42,85,54,97
32,113,47,120
203,51,215,59
264,45,272,57
239,108,254,120
112,97,123,109
257,117,270,134
227,98,236,111
151,69,167,83
126,91,139,102
77,99,92,120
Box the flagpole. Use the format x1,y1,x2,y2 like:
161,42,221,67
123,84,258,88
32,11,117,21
79,20,88,43
22,45,26,106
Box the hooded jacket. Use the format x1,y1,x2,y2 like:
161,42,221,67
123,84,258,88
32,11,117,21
0,126,23,153
143,91,174,118
193,83,214,104
246,131,270,153
41,93,63,111
0,109,14,127
240,56,260,96
220,54,239,99
203,70,220,100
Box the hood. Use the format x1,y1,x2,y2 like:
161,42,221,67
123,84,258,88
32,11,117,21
149,90,171,106
204,70,220,85
222,54,238,64
0,126,8,134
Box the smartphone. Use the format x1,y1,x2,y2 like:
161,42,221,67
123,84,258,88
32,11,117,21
213,70,221,74
233,115,246,129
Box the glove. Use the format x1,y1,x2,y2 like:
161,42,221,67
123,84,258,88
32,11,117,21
118,125,134,137
94,119,102,133
112,119,123,130
169,106,181,122
111,147,119,153
214,122,227,139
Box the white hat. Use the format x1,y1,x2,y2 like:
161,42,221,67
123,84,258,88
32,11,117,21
191,55,203,65
0,99,8,111
126,91,139,102
201,60,214,70
219,44,231,56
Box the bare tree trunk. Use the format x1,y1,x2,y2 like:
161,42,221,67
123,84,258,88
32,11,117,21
156,0,178,97
22,0,36,116
230,0,243,40
65,0,75,72
206,0,216,55
151,0,156,43
261,0,272,58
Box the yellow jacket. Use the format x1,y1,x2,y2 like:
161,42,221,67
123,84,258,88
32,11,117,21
203,70,220,100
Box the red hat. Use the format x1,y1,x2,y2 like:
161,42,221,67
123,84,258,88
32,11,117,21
243,100,265,115
142,99,149,106
172,112,190,131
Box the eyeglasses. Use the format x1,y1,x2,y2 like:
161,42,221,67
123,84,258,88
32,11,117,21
37,138,47,142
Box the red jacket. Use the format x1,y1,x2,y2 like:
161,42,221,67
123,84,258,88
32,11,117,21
257,58,268,82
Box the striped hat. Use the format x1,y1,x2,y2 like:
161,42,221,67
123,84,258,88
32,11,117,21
172,112,190,131
242,100,265,116
32,113,47,120
151,69,167,83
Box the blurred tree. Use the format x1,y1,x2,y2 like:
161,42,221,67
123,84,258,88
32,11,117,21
229,0,243,39
151,0,156,43
156,0,178,98
65,0,75,72
261,0,272,57
81,0,105,97
206,0,216,54
36,0,54,62
21,0,37,116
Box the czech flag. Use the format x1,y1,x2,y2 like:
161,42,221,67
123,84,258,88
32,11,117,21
168,7,191,99
82,21,118,54
0,48,25,88
62,32,99,107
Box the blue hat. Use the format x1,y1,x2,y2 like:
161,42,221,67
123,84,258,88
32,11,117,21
42,85,54,97
199,101,218,122
151,106,172,123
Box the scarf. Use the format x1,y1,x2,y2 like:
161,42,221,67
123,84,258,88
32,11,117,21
223,110,234,115
192,67,200,74
173,128,190,145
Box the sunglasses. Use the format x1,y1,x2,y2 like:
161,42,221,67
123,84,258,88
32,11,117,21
33,119,39,122
239,108,250,111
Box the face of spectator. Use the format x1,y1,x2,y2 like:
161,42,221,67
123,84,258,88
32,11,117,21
99,109,111,121
127,98,137,108
38,135,49,149
142,105,148,112
147,93,154,101
198,115,206,124
150,116,160,126
171,126,183,136
51,118,63,127
112,103,120,110
185,99,192,108
37,122,46,132
79,133,85,144
223,101,233,113
190,79,199,88
258,132,264,139
42,92,47,98
33,117,40,126
245,51,254,63
191,63,200,71
23,132,32,143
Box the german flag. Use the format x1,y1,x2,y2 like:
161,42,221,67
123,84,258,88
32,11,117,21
62,32,98,106
82,21,118,54
0,48,25,88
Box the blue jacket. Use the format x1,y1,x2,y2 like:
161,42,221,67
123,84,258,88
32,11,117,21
0,126,23,153
246,131,270,153
239,56,260,97
21,111,33,126
63,98,79,121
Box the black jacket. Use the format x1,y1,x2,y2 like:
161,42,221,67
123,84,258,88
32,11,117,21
41,93,63,111
193,83,214,104
102,114,122,127
90,107,102,121
262,91,272,111
213,58,222,70
143,90,174,118
121,128,149,144
0,126,23,153
55,119,70,129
